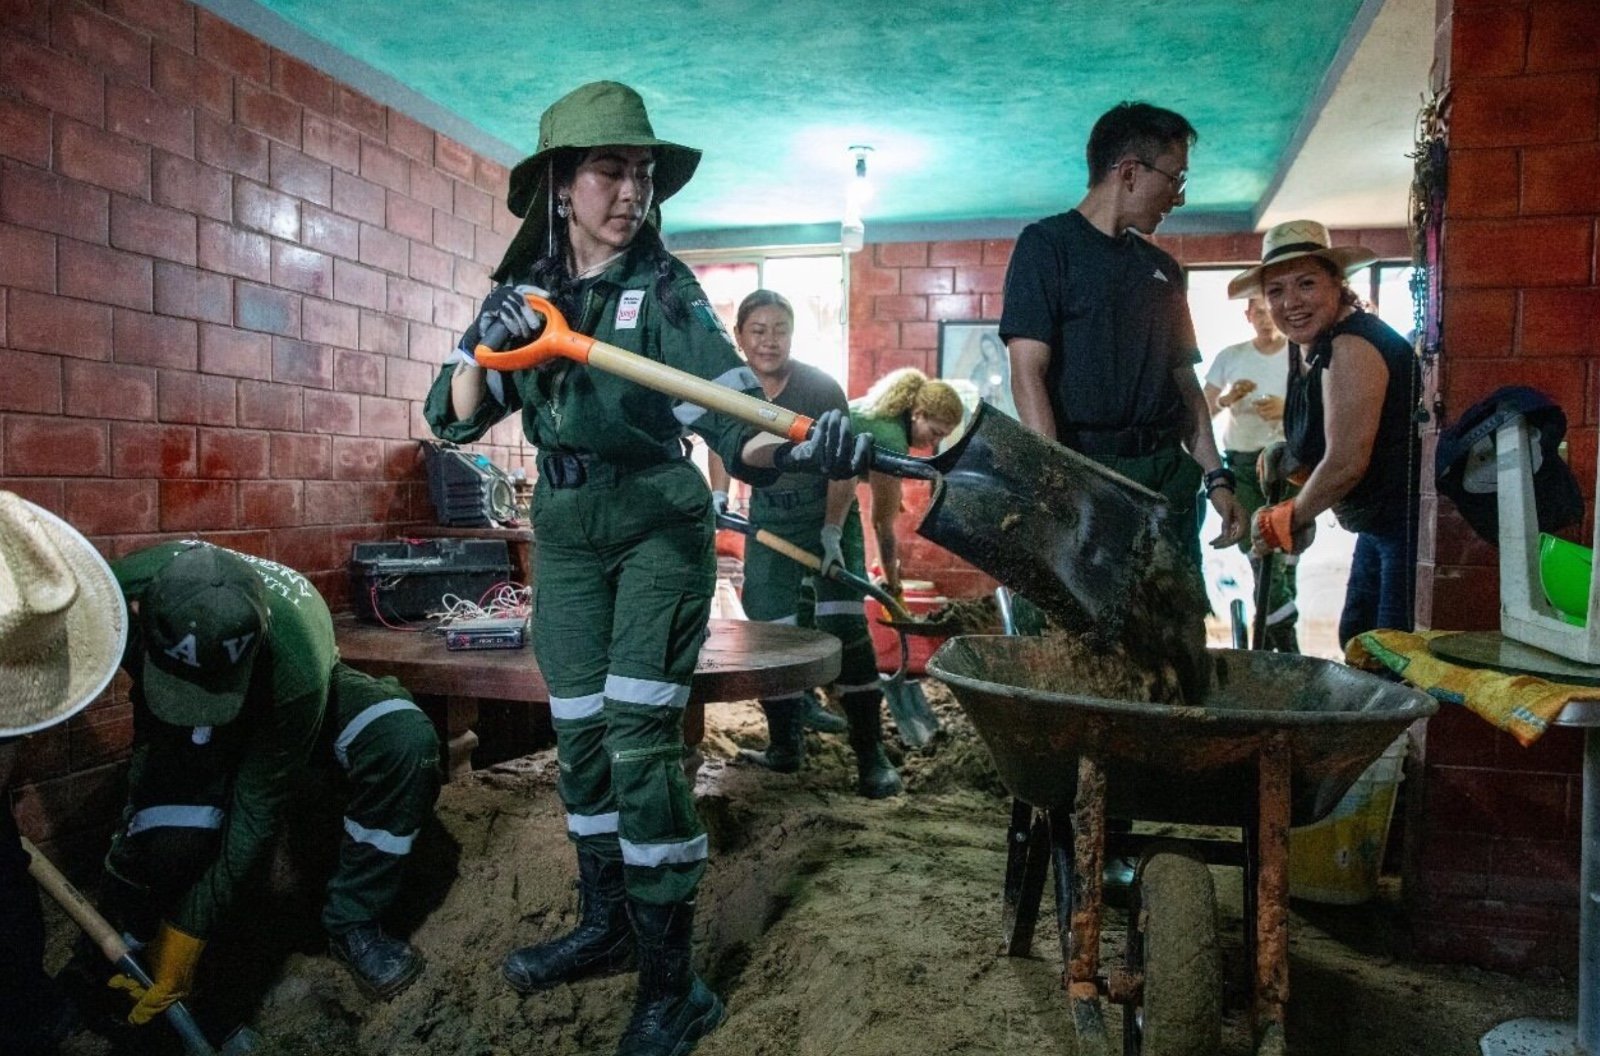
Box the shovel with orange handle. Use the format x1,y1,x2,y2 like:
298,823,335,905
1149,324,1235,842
474,292,1183,647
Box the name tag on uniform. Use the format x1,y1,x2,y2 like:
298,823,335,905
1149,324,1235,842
616,290,645,329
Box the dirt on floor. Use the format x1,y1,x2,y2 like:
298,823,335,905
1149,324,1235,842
49,681,1575,1056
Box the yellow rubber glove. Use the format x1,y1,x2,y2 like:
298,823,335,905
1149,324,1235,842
108,921,206,1025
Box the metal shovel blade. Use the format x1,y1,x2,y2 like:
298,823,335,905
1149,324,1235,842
914,402,1172,639
884,679,939,748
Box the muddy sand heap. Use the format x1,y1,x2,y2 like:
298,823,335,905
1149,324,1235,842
50,683,1569,1056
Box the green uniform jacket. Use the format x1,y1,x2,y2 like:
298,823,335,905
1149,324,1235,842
425,246,770,480
112,542,337,937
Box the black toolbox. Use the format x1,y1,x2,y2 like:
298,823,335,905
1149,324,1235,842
349,539,512,623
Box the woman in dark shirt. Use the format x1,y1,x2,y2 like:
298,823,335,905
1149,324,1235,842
1231,220,1420,646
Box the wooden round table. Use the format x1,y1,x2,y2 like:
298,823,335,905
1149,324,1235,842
333,615,841,776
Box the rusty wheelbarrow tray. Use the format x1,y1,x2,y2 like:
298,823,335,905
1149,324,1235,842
927,636,1437,1056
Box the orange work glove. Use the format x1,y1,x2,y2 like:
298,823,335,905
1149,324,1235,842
107,921,206,1026
1252,500,1314,555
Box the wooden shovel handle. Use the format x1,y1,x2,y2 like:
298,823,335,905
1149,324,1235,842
475,293,813,443
23,836,130,963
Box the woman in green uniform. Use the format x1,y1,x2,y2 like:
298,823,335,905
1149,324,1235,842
708,290,902,799
424,82,863,1056
848,368,966,598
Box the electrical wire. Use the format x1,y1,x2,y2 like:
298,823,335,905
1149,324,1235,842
428,582,533,627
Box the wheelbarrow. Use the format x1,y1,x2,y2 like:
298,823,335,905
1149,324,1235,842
926,636,1437,1056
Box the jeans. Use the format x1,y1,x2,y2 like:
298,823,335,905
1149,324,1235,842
1340,520,1418,647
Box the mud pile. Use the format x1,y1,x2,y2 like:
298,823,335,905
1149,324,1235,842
49,684,1568,1056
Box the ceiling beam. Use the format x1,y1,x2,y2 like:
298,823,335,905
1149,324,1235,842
1250,0,1388,229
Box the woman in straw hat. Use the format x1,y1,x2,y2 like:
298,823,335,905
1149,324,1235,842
1231,219,1421,646
425,81,866,1056
0,491,128,1055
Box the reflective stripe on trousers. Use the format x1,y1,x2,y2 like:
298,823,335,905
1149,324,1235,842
342,816,417,856
333,697,421,768
620,833,708,868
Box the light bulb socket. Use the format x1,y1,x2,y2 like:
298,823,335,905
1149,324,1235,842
840,219,865,254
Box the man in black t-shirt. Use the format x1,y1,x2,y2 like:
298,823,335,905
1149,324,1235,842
1000,101,1245,571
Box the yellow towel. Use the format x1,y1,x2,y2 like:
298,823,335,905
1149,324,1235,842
1346,629,1588,747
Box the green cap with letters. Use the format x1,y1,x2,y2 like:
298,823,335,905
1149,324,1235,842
140,545,269,726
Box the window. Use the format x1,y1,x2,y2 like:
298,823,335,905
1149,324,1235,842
680,250,848,385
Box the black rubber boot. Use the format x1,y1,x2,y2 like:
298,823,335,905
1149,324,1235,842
615,899,725,1056
504,850,633,993
736,697,804,773
843,693,904,799
797,688,848,734
330,923,425,999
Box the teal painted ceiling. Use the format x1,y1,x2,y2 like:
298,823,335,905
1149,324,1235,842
244,0,1367,236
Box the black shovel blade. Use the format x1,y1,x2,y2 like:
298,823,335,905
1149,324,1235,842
914,402,1173,639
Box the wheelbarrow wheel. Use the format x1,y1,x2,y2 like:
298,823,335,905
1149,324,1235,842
1123,843,1221,1056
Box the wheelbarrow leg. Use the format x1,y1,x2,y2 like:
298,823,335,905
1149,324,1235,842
1001,798,1051,956
1253,733,1292,1056
1063,754,1110,1056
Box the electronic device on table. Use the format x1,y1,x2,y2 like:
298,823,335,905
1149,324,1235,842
349,538,513,625
423,441,517,527
443,615,530,651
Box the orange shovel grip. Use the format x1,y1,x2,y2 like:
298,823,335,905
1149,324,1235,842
473,293,595,371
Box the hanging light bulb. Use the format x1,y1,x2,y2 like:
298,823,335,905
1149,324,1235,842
841,145,873,254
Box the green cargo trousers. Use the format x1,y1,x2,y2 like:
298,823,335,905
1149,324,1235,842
319,666,441,933
1224,448,1300,651
742,495,881,703
532,459,714,906
1093,444,1205,578
106,663,441,937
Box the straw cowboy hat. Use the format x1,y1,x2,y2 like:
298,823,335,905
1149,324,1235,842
494,81,702,283
1227,219,1378,300
0,492,127,736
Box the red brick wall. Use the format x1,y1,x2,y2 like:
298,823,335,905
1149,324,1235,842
1407,0,1600,972
847,228,1411,597
0,0,532,860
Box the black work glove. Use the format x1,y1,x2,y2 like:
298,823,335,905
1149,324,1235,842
470,284,546,352
772,409,872,480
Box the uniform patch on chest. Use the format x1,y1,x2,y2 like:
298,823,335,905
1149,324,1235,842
616,289,646,329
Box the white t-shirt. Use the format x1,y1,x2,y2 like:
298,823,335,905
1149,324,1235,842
1204,338,1290,452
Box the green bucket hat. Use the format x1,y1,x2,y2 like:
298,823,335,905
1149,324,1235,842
140,545,269,727
507,81,701,218
494,81,701,284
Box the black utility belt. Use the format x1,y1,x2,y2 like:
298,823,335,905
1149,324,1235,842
1060,424,1181,459
538,448,685,490
753,486,827,510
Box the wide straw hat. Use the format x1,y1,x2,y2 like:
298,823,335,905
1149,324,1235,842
0,492,127,736
1227,219,1378,300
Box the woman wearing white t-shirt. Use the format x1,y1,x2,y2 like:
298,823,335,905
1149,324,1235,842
1204,296,1298,651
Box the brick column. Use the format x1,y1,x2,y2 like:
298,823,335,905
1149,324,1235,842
1411,0,1599,972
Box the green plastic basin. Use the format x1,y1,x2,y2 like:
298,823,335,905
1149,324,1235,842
1540,532,1592,625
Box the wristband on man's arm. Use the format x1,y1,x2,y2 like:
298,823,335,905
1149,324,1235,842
1203,467,1237,495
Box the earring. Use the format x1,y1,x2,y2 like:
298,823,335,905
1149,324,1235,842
555,197,571,219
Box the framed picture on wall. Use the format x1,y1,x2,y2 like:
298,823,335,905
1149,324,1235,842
937,320,1015,420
